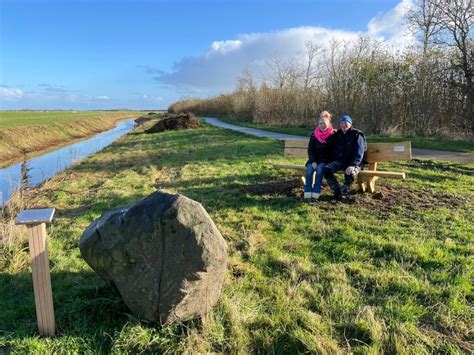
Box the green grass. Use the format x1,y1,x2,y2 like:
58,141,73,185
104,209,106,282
218,117,474,153
1,120,473,353
0,110,144,130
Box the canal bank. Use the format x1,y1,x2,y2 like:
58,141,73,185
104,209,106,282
0,111,143,168
0,119,136,204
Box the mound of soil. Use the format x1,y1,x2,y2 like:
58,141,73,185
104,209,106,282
135,113,160,126
145,113,200,133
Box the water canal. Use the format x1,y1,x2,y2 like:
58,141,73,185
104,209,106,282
0,119,136,205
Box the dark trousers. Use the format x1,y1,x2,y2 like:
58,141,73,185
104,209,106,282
323,161,360,192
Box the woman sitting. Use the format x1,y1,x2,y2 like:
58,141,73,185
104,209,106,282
304,111,335,199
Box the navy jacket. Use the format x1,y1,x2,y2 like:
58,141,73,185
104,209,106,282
329,128,365,168
306,132,335,166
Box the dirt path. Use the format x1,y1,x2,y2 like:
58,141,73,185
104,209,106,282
204,117,474,164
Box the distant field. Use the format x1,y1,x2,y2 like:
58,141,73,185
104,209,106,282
0,110,144,130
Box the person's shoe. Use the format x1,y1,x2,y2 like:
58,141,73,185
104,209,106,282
334,188,342,200
340,185,349,199
312,192,320,199
304,192,312,199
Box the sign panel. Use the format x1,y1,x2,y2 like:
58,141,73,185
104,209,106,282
16,208,56,225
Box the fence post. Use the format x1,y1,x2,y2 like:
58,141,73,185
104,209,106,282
16,208,56,337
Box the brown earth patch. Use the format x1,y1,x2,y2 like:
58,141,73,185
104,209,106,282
354,184,469,218
144,112,201,133
238,177,469,218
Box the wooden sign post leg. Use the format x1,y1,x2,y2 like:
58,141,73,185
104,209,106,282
26,222,55,337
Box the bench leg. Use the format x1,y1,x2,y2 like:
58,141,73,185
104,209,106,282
367,177,379,193
358,177,379,193
365,163,379,193
358,176,368,192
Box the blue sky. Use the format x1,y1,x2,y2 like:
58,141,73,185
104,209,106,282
0,0,409,110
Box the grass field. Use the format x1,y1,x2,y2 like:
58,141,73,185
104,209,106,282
0,111,135,130
217,117,474,154
1,120,473,353
0,110,145,167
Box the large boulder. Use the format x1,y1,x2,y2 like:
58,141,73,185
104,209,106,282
79,191,228,325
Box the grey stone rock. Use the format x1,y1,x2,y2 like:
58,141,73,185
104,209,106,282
79,191,228,324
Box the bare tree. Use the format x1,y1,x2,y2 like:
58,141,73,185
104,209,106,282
267,55,300,90
236,68,256,93
434,0,473,121
407,0,443,55
302,41,322,90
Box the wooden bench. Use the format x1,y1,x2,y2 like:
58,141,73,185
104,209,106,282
272,140,411,193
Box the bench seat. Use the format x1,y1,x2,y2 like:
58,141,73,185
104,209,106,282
272,163,406,179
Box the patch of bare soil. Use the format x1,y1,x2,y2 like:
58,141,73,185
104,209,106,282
144,112,201,133
238,177,469,217
354,184,469,216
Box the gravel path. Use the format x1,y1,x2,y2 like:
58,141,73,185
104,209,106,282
204,117,474,164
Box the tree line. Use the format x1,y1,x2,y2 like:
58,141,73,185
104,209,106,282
169,0,473,137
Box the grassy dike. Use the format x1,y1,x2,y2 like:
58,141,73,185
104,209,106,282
1,119,473,353
217,117,474,153
0,111,145,167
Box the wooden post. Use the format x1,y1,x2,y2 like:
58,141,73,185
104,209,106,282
16,208,56,337
367,162,378,193
358,178,367,192
358,162,378,193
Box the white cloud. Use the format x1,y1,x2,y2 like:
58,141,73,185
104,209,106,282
368,0,414,48
154,26,361,93
0,86,24,100
141,94,163,101
151,0,415,94
0,86,169,109
0,85,112,104
209,39,242,55
0,87,119,109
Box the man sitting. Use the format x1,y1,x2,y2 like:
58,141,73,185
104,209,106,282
323,115,365,199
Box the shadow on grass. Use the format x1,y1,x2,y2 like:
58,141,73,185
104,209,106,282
72,129,283,173
0,269,125,339
0,268,199,352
